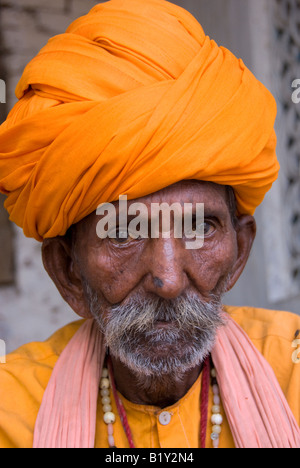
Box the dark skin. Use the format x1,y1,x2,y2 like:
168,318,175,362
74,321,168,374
42,181,256,407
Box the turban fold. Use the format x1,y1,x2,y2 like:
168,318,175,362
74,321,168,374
0,0,279,241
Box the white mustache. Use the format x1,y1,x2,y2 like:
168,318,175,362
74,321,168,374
92,293,225,342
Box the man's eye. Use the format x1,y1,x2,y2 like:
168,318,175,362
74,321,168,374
109,228,140,245
203,221,215,236
185,220,216,237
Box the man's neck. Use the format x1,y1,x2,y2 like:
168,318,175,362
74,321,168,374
109,355,203,408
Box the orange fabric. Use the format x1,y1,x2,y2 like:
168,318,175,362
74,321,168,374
0,0,279,241
0,306,299,448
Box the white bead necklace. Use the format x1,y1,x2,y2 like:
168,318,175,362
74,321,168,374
100,367,116,448
210,367,223,448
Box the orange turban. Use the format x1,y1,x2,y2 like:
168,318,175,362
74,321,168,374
0,0,279,241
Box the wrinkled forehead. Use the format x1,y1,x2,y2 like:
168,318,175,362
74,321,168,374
121,180,229,206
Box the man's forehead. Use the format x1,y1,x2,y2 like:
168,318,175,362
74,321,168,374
112,180,228,207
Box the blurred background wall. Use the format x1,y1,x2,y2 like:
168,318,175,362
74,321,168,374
0,0,299,352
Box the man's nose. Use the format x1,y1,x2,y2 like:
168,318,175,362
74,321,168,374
142,237,189,299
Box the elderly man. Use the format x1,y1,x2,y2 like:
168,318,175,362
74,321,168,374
0,0,299,449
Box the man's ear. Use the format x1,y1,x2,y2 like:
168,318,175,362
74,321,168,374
42,237,92,318
226,215,257,291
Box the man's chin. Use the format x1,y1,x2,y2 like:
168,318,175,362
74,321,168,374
109,330,216,378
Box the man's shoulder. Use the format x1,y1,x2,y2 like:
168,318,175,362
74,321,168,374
224,304,300,425
224,304,300,343
0,319,84,448
2,319,84,367
0,319,84,389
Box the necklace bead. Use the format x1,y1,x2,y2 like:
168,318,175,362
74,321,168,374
103,411,116,424
107,423,114,436
108,435,115,447
101,395,111,405
212,438,220,448
100,377,110,389
103,403,112,413
211,413,223,425
213,394,220,405
212,404,221,413
100,388,109,397
212,424,222,434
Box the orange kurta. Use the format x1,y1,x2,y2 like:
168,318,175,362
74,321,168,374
0,305,299,448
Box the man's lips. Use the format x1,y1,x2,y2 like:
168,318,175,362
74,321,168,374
153,320,176,328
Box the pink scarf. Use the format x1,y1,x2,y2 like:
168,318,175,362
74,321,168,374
33,317,300,448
